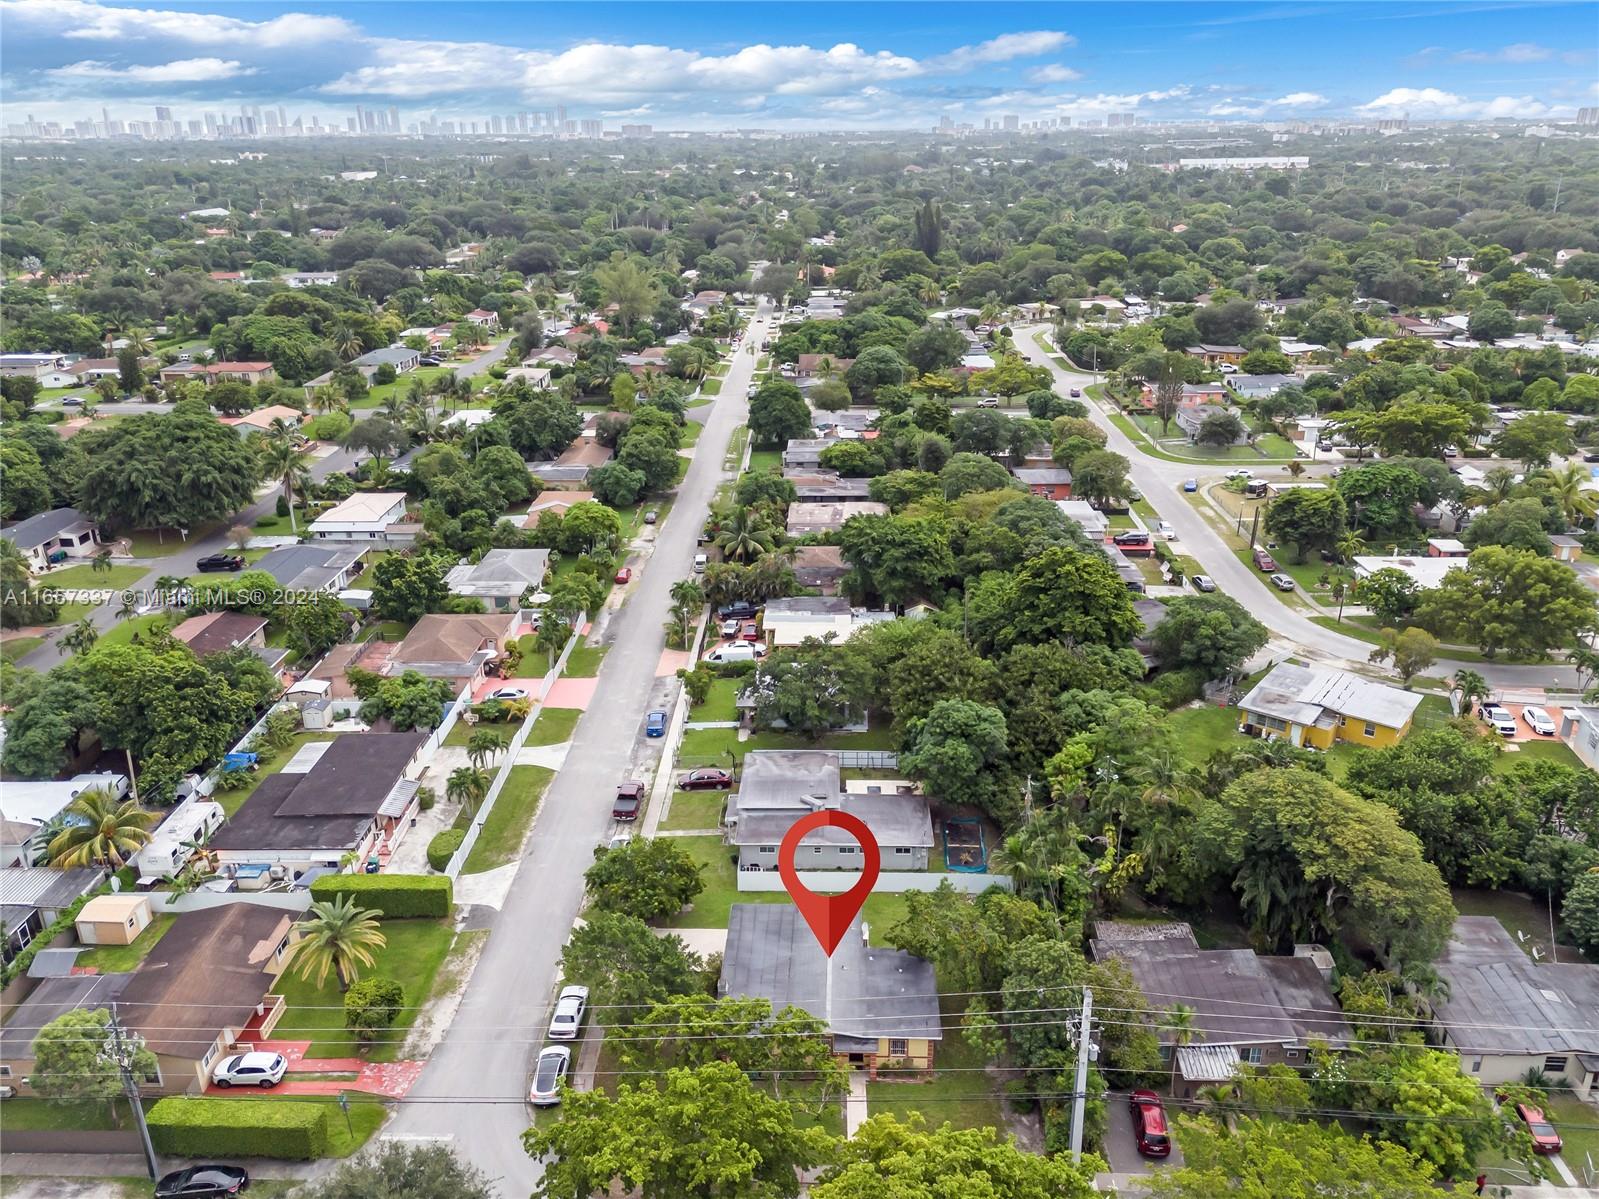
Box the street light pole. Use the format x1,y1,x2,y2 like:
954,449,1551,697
1068,987,1095,1166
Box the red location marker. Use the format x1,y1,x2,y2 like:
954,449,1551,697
778,810,881,957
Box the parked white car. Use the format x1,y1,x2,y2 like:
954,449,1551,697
212,1051,286,1089
548,985,590,1041
1154,521,1176,541
484,686,530,702
529,1045,571,1106
1479,705,1517,738
1521,706,1556,737
1224,469,1254,481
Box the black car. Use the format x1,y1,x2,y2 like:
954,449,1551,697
717,601,759,620
418,355,442,366
195,554,245,573
155,1165,249,1197
1112,531,1151,547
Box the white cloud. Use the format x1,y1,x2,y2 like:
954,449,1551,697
48,56,252,82
1273,91,1327,106
1453,42,1553,63
688,43,920,96
3,0,354,47
928,30,1073,71
1027,64,1083,84
1359,86,1556,119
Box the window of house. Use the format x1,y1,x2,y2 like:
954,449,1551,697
1544,1056,1568,1075
1241,1047,1263,1064
839,846,857,855
889,1039,908,1057
894,847,912,856
1364,722,1377,738
1469,1056,1483,1073
759,846,776,854
812,847,823,855
0,1064,12,1077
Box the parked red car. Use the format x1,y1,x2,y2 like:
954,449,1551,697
614,566,633,584
1129,1090,1171,1157
612,781,644,822
739,621,761,642
1252,547,1277,572
679,768,734,791
1513,1103,1563,1154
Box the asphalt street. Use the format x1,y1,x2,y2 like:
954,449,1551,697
1014,326,1580,692
382,301,773,1193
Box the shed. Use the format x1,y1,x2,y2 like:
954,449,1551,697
75,893,153,946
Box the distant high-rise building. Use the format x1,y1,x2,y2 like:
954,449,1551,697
555,105,567,125
620,124,653,137
580,118,603,137
387,106,399,132
1002,113,1019,131
154,105,173,122
1577,107,1598,126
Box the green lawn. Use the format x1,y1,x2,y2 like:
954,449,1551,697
564,643,608,677
244,1092,389,1157
690,677,742,723
0,636,44,660
723,425,750,471
659,835,908,932
270,918,456,1060
679,420,705,448
1108,411,1295,465
511,633,551,678
701,378,723,396
38,563,147,590
1453,886,1592,964
746,449,781,474
0,1097,139,1130
526,705,581,746
96,612,174,649
119,525,224,557
76,913,176,973
444,715,517,747
660,788,728,832
348,367,454,410
1500,738,1582,770
867,1004,1005,1134
212,732,335,817
250,508,308,538
463,765,554,873
1165,703,1247,765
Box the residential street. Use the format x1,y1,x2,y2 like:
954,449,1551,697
13,445,359,672
1014,327,1581,692
383,303,773,1193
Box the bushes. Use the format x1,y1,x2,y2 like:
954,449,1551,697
427,829,465,872
310,873,452,918
146,1098,329,1160
345,977,405,1040
1138,667,1208,710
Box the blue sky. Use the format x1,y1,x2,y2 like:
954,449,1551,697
3,0,1596,128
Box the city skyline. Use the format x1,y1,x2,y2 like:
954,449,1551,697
2,0,1597,134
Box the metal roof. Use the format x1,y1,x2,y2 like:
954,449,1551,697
729,793,933,850
721,905,942,1044
1177,1043,1241,1082
1239,662,1423,731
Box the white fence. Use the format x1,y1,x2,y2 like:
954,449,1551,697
736,870,1011,894
416,680,475,762
444,613,586,879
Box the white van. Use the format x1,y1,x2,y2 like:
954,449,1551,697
693,553,707,573
705,641,765,664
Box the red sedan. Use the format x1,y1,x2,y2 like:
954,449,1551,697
614,566,633,584
679,768,733,791
1514,1103,1563,1154
739,621,761,642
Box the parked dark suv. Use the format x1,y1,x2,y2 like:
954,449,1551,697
1112,531,1151,548
718,601,759,621
196,554,245,572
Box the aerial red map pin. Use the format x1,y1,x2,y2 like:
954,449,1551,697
777,810,881,957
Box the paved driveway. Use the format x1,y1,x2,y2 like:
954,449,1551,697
383,301,775,1193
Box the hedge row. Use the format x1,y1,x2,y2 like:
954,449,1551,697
309,873,452,917
426,829,465,872
147,1098,328,1160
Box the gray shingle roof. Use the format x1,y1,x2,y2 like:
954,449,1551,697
0,507,94,549
721,905,942,1043
728,793,933,850
253,544,364,591
1239,662,1423,731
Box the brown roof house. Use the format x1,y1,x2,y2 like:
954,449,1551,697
117,905,295,1093
387,612,516,687
171,611,267,657
792,545,850,594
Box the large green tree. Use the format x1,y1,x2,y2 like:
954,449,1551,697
1263,487,1347,563
748,380,812,448
291,1142,494,1199
584,837,705,922
1414,545,1596,658
1150,594,1269,680
76,403,259,531
966,546,1139,653
559,911,703,1012
30,1008,158,1122
523,1061,830,1199
900,699,1014,821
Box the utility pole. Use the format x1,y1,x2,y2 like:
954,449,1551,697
107,1003,159,1180
1069,987,1095,1166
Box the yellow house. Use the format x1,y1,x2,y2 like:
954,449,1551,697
1238,662,1423,750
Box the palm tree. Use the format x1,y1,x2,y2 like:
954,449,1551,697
329,319,364,362
1164,1003,1198,1092
57,617,99,657
284,895,386,992
1480,466,1519,507
47,788,156,868
1538,463,1599,527
259,440,313,535
1451,668,1490,717
447,766,491,820
466,729,506,772
89,548,114,576
309,388,347,417
714,508,777,564
1570,643,1599,692
669,578,705,647
1194,1079,1241,1130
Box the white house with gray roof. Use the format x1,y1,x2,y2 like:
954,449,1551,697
1,507,101,572
253,544,367,594
723,750,933,872
444,548,550,611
